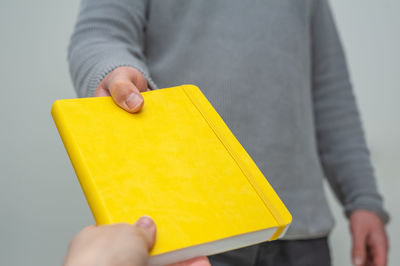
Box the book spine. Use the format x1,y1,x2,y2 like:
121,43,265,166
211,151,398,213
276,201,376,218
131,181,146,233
51,101,111,225
181,85,292,236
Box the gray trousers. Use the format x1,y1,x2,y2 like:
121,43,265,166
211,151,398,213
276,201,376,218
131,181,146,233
209,237,331,266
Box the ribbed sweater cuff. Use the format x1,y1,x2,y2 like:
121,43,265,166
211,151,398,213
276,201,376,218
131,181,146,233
344,198,390,224
82,53,158,97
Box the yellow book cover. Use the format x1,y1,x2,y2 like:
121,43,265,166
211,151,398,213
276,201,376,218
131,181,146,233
51,85,292,265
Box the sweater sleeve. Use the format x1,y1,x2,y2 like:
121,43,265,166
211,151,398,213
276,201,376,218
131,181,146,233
68,0,157,97
311,0,389,223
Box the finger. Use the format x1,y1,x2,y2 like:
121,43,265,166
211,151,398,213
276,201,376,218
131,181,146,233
129,68,148,93
352,229,367,266
108,78,144,113
134,216,157,250
168,256,211,266
369,233,388,266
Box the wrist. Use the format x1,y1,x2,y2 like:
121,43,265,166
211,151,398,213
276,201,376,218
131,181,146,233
346,206,389,225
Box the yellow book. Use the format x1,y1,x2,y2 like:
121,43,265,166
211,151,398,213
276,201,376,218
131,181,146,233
51,85,292,265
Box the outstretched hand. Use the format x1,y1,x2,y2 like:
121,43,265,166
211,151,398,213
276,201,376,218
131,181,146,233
63,216,210,266
350,210,388,266
94,66,149,113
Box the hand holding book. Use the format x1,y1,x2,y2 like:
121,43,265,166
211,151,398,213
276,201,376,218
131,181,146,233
64,216,210,266
94,66,149,113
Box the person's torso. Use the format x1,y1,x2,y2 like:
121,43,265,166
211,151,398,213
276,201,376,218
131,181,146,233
144,0,334,239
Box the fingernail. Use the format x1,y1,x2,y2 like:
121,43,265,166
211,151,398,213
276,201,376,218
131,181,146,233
353,257,363,266
125,93,142,110
134,216,154,229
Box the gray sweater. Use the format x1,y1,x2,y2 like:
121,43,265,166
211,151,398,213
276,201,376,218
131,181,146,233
68,0,388,239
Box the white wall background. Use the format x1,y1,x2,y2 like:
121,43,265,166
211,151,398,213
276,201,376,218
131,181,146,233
0,1,398,265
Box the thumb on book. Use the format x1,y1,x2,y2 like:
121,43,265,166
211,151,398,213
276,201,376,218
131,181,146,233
134,215,157,250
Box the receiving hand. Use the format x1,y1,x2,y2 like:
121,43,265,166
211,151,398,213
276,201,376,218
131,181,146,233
63,216,210,266
94,66,149,113
350,210,389,266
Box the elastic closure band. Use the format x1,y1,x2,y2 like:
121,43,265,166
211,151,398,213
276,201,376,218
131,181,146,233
182,86,284,226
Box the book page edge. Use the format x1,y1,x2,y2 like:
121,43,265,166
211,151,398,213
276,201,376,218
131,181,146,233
149,226,281,266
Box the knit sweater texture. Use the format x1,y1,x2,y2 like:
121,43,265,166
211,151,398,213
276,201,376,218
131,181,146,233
68,0,389,239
